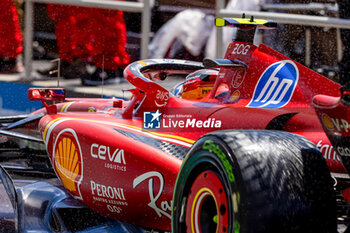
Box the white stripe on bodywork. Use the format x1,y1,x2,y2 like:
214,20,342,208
44,117,193,148
62,102,74,112
45,118,70,151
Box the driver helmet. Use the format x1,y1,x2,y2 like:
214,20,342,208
179,69,218,100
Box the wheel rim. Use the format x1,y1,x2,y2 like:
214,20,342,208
185,170,229,233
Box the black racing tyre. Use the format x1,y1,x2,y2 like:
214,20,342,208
172,130,336,233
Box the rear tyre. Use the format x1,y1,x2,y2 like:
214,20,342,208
172,130,336,233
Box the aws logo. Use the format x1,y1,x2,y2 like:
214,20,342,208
247,60,299,108
53,129,83,200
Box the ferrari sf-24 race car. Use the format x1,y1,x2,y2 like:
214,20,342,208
0,17,348,233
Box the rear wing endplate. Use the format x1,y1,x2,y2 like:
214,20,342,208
215,17,277,43
215,17,277,29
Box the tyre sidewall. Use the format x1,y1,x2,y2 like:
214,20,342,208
172,135,246,233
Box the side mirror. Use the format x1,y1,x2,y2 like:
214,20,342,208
28,88,65,101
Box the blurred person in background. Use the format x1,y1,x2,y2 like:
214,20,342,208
37,4,86,79
205,0,262,58
0,0,23,73
148,0,262,61
38,4,130,86
80,7,130,86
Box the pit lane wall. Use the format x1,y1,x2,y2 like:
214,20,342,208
0,79,123,116
0,81,42,116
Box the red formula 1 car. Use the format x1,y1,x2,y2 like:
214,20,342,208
0,18,347,232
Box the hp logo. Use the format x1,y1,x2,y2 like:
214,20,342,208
247,60,299,108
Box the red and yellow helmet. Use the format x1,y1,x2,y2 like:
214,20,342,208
180,69,218,100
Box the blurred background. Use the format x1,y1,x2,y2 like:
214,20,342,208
12,0,341,79
0,0,347,114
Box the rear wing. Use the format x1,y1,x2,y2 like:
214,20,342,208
215,17,277,29
215,16,277,43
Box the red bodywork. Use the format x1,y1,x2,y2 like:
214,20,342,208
0,0,22,59
313,89,350,200
36,40,345,231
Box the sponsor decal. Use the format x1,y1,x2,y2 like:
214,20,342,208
162,59,175,63
201,85,213,96
88,107,96,112
53,129,83,200
107,205,122,213
202,140,235,183
218,73,225,79
316,140,341,162
320,115,350,133
90,144,126,172
337,146,350,157
231,44,250,55
230,90,240,102
231,69,246,89
90,180,128,206
321,113,334,131
91,180,126,200
143,110,222,129
247,60,299,108
155,90,169,107
330,118,350,133
133,171,172,219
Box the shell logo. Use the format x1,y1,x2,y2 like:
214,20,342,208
230,90,240,102
321,113,333,131
88,107,96,112
53,129,83,200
